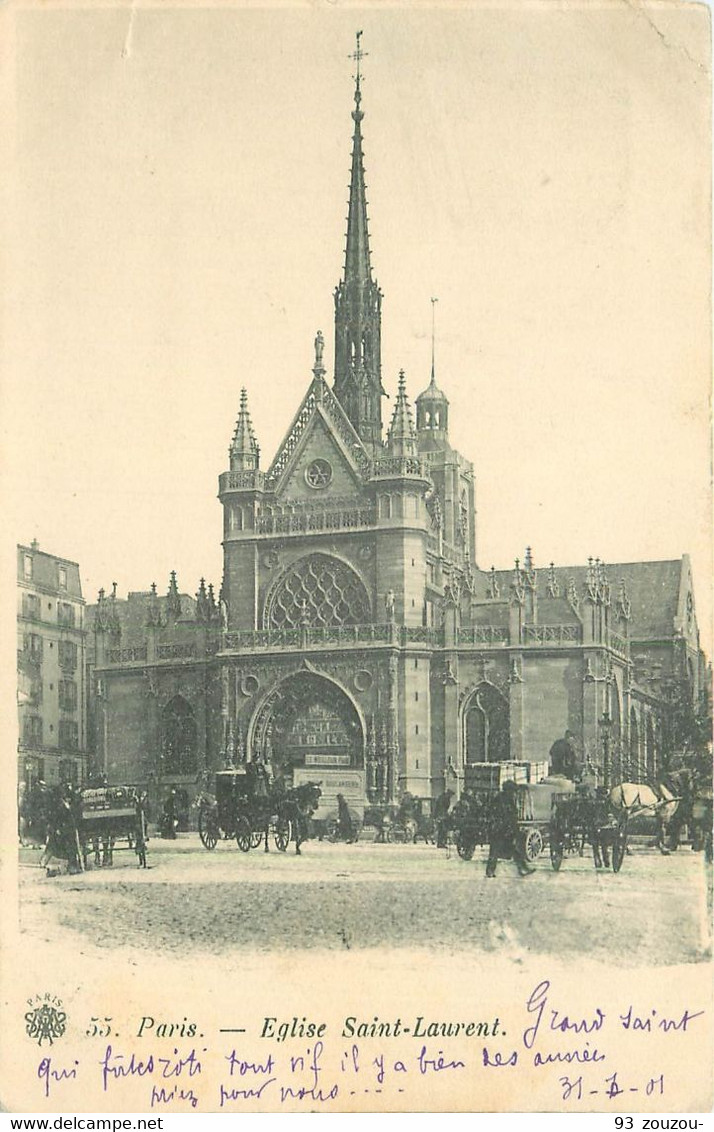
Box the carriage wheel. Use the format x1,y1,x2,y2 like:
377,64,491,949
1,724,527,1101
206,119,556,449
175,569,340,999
612,821,628,873
387,824,407,844
523,828,543,862
250,829,264,849
550,837,564,871
235,816,252,853
324,818,339,843
199,809,219,851
456,834,475,861
274,817,292,852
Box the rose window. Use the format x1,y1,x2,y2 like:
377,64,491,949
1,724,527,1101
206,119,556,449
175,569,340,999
267,554,370,628
305,458,333,489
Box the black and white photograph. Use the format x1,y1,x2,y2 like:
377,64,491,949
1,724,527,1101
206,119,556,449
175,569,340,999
2,2,712,1116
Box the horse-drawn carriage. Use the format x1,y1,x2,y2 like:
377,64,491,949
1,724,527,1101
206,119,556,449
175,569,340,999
448,774,688,873
380,795,435,844
79,786,148,868
449,777,577,863
197,768,321,855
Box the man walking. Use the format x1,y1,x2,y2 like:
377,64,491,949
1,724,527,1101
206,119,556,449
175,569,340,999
485,781,535,877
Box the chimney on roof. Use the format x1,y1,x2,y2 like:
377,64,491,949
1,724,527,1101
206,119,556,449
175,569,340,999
30,539,39,551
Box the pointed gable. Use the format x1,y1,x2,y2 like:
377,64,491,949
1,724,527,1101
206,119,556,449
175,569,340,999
265,374,371,498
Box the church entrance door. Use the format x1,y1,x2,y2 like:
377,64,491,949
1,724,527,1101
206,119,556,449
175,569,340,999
250,672,364,783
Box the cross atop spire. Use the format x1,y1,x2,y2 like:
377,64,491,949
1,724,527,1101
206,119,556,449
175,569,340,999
349,30,368,110
344,34,372,283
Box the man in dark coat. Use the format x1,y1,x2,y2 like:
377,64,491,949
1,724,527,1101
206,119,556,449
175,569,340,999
486,781,535,877
161,789,178,838
433,789,454,848
549,730,579,780
336,793,355,842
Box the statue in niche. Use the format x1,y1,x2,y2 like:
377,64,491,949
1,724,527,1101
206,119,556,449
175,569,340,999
384,589,396,622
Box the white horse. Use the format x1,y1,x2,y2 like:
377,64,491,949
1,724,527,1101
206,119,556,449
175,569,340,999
609,782,679,854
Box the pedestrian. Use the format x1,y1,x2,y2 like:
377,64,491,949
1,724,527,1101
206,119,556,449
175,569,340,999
134,790,149,868
336,793,355,842
433,788,454,848
549,730,579,780
161,789,178,839
485,781,535,877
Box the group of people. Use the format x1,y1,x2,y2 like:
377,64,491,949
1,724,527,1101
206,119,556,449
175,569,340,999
20,778,151,873
20,781,85,875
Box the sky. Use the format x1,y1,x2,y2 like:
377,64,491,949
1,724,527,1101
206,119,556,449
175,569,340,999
3,2,712,652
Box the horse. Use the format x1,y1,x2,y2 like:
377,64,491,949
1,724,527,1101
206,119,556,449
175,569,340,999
609,781,680,854
282,782,322,855
256,781,322,855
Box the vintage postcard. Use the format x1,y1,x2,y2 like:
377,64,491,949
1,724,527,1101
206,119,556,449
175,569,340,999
2,1,712,1117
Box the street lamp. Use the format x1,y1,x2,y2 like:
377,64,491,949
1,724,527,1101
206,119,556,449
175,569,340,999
600,710,613,788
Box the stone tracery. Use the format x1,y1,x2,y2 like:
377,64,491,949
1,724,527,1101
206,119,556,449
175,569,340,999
266,553,370,629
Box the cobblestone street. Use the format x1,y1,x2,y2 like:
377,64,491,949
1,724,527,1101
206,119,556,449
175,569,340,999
19,835,712,966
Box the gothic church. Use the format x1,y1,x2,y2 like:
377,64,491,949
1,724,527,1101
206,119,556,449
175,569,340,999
90,48,705,820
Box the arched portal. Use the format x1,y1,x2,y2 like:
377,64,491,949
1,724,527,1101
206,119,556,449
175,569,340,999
161,695,197,776
463,682,510,766
249,671,364,781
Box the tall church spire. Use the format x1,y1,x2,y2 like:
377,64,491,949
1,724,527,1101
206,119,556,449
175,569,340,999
333,31,384,452
344,32,371,286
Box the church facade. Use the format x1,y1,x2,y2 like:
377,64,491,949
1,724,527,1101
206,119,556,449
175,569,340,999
89,59,706,818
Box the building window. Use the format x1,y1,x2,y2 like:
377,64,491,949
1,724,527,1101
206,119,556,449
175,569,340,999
59,720,79,749
58,640,78,671
59,680,77,712
22,593,40,620
59,566,67,590
415,691,419,702
415,724,419,735
24,715,43,745
58,602,76,627
267,553,370,629
24,633,43,663
465,684,510,763
23,554,32,579
304,458,333,489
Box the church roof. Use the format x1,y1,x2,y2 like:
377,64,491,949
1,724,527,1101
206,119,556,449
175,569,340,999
86,587,198,637
416,367,449,404
481,557,688,641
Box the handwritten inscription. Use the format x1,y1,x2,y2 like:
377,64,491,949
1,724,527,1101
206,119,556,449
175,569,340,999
29,984,705,1110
